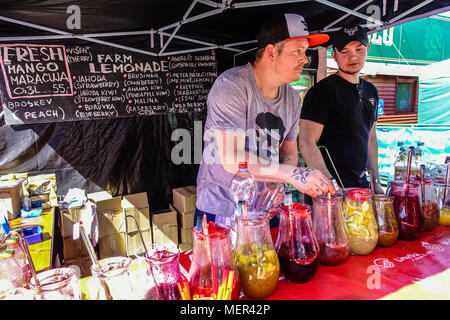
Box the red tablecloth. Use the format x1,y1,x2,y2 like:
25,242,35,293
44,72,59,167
178,226,450,300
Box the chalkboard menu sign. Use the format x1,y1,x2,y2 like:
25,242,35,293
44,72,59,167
0,44,217,124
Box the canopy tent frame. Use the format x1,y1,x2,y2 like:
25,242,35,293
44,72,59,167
323,0,376,31
0,0,447,57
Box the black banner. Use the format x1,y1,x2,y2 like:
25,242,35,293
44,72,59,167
0,44,217,124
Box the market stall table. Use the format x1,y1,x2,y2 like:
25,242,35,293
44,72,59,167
9,207,55,272
78,225,450,300
177,226,450,300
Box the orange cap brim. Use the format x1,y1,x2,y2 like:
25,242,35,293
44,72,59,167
285,33,329,47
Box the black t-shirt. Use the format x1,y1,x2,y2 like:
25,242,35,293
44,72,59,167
300,73,379,189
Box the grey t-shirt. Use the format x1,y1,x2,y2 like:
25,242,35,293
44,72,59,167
196,63,302,217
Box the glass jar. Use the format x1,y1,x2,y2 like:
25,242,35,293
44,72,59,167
5,233,29,287
91,256,136,300
276,203,320,282
0,246,25,291
312,194,350,266
435,181,450,226
30,268,81,300
189,222,240,300
342,188,378,255
389,180,424,240
135,244,182,300
234,213,279,299
373,195,398,247
421,181,440,231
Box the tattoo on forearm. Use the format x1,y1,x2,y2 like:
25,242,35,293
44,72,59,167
280,156,290,164
291,168,314,184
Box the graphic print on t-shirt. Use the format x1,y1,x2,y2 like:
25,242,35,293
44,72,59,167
252,112,286,161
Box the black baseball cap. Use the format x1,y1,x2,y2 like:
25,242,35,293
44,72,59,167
332,25,369,51
255,13,329,49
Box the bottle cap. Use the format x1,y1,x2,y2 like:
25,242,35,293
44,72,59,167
238,162,248,169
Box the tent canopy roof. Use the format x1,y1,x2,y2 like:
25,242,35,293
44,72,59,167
1,0,449,57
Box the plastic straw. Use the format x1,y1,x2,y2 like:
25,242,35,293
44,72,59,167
20,237,40,287
420,164,426,204
318,145,347,200
405,146,414,196
79,222,113,300
327,192,333,241
284,192,295,258
177,278,191,300
0,231,11,247
202,214,215,297
218,269,229,300
126,214,161,300
224,270,234,300
443,157,450,205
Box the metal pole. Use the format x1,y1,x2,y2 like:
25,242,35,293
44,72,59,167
232,0,308,9
159,0,199,56
314,0,383,27
323,0,375,31
388,0,434,24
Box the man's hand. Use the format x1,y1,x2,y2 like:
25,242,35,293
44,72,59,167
288,167,335,197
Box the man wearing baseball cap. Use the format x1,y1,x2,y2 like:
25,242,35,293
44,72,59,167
195,13,334,227
299,25,384,203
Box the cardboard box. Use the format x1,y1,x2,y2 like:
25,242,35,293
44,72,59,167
59,202,97,239
63,236,89,261
65,256,93,278
179,227,193,244
177,210,195,228
59,206,80,239
126,228,152,257
172,186,197,213
23,174,58,207
98,232,126,259
0,179,24,220
178,243,193,252
151,205,178,246
96,196,125,238
122,193,150,233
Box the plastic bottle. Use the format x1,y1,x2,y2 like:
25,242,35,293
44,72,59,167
230,162,258,209
229,162,258,248
393,141,407,180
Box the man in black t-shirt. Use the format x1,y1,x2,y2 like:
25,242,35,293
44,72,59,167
299,25,384,201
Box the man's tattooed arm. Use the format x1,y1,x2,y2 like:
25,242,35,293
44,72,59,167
291,167,314,184
280,155,290,164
